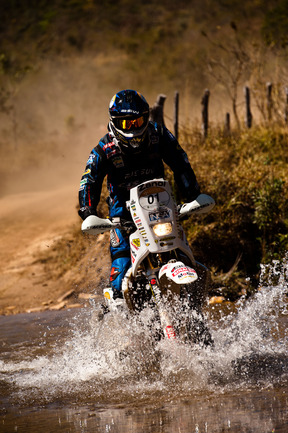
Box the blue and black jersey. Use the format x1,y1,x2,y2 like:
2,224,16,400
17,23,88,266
78,122,200,220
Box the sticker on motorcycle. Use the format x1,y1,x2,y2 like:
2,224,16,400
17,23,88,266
165,325,176,339
131,238,141,249
159,261,198,284
172,266,197,281
149,209,170,221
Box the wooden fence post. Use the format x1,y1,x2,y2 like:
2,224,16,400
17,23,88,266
149,94,167,127
201,89,210,138
266,82,273,121
174,91,179,140
225,112,230,135
244,86,252,128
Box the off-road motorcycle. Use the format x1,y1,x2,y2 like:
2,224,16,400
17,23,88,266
82,178,215,346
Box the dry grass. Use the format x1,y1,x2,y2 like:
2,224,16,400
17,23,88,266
178,125,288,298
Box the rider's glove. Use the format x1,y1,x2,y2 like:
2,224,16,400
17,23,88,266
78,206,97,221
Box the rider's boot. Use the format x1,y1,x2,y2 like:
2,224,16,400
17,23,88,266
103,287,126,312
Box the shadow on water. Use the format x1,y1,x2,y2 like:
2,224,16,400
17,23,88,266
0,269,288,432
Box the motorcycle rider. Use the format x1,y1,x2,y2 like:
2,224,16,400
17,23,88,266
78,89,202,300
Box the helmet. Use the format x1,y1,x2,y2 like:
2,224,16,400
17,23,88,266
108,89,150,152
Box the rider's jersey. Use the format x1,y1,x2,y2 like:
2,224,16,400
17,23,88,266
78,122,200,220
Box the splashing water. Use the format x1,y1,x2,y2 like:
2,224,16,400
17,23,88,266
0,260,287,407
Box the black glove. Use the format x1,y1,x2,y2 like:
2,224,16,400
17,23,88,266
78,206,97,221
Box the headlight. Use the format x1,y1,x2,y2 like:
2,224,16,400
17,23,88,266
152,222,173,237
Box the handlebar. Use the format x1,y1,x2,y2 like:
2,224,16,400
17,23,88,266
82,194,215,235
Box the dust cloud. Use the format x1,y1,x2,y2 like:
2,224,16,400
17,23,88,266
0,54,220,198
0,55,173,313
0,57,111,197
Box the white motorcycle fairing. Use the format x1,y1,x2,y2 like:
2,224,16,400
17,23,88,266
128,179,195,276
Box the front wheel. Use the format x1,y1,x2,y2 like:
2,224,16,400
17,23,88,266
183,311,214,347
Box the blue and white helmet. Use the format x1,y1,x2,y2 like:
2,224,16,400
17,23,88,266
109,89,150,152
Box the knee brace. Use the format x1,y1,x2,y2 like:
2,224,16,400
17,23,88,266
110,256,131,294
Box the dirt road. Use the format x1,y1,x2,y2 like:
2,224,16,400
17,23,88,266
0,184,83,314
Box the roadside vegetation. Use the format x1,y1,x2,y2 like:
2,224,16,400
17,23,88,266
179,124,288,300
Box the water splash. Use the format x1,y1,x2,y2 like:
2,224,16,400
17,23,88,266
1,260,287,405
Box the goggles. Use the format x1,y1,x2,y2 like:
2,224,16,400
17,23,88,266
118,116,145,131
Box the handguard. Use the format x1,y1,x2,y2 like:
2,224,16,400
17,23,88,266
178,194,215,219
81,215,117,235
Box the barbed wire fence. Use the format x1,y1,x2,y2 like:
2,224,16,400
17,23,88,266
150,84,288,140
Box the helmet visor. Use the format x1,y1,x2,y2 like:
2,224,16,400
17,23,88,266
117,116,145,131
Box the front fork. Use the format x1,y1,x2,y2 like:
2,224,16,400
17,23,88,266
148,273,176,340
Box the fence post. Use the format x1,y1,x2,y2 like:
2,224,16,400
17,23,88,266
149,94,166,127
174,91,179,140
224,112,230,135
266,82,273,122
244,86,252,128
201,89,210,138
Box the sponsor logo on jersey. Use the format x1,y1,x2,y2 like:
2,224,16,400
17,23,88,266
80,178,88,186
82,168,91,176
87,154,96,164
112,155,124,167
